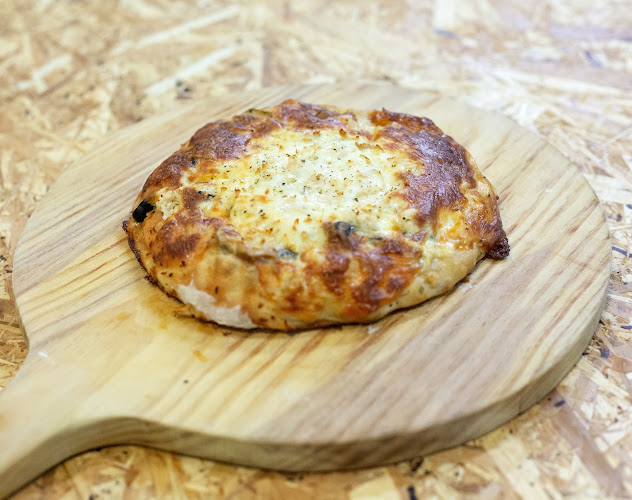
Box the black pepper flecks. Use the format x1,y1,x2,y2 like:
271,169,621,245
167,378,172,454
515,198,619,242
132,200,154,223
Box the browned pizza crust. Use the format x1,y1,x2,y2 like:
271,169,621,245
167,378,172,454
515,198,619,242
124,100,508,330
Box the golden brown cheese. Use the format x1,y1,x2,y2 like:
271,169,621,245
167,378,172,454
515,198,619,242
124,100,509,330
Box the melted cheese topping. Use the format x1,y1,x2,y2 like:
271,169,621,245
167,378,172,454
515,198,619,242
155,128,422,253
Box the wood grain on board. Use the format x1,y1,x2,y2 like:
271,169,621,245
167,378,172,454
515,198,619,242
0,83,610,498
1,1,631,498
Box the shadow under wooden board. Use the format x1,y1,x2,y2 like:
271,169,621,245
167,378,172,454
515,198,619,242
2,83,610,497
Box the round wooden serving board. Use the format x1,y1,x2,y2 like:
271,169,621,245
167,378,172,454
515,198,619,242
1,83,610,497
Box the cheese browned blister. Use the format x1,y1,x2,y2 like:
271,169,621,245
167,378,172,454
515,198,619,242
124,100,509,330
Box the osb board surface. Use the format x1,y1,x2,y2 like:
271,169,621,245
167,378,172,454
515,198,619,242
0,0,630,498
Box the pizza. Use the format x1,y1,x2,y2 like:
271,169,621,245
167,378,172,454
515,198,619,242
123,100,509,330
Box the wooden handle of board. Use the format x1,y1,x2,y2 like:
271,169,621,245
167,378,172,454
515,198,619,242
0,356,102,498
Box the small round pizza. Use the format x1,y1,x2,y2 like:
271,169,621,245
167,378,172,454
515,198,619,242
124,100,509,331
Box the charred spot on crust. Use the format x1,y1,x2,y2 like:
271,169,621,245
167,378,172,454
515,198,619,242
395,138,472,227
188,121,251,161
122,220,143,265
144,275,158,285
142,151,192,191
165,234,201,262
132,200,154,223
386,274,406,293
321,252,351,294
350,255,391,312
471,208,510,259
152,214,220,266
369,109,434,130
486,234,510,259
274,100,347,130
181,187,209,212
381,239,407,255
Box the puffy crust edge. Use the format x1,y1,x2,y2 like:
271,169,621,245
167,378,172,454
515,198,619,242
123,214,486,331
